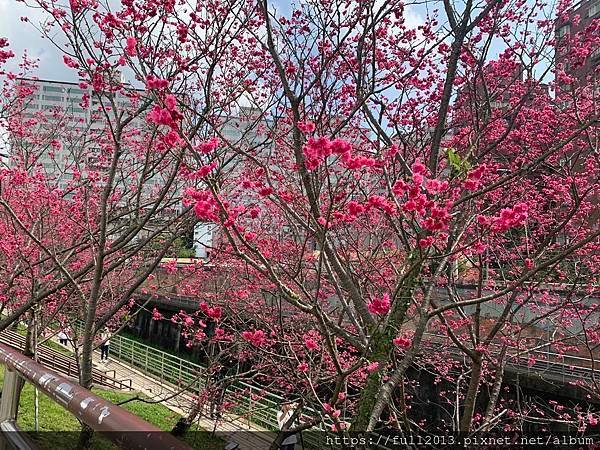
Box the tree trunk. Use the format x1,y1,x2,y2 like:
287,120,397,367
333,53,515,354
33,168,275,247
79,320,96,389
76,328,96,450
351,362,386,431
77,277,103,449
351,258,421,431
12,314,35,420
480,353,507,432
171,401,202,437
459,354,482,433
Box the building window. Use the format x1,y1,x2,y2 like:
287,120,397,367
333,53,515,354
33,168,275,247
556,24,570,39
42,95,64,102
43,86,65,93
589,2,600,17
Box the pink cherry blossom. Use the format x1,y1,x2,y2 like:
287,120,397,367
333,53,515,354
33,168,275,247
368,293,391,315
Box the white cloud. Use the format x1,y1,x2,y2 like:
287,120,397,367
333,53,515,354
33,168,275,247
404,5,426,30
0,0,72,80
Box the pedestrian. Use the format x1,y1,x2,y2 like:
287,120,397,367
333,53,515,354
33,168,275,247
100,328,112,362
58,328,69,345
277,401,298,450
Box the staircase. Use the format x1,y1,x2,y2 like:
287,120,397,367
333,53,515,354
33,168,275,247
0,329,132,390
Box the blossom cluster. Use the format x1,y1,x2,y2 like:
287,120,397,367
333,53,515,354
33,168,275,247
241,329,267,347
302,136,375,171
477,203,529,233
368,293,391,315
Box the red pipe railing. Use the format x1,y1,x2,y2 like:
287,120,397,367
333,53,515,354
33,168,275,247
0,343,194,450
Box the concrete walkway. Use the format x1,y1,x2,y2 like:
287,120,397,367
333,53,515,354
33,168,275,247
91,351,274,450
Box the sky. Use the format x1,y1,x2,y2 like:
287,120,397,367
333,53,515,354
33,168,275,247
0,0,433,82
0,0,557,82
0,0,558,156
0,0,73,79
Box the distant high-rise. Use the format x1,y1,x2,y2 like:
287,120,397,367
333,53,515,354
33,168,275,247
10,74,144,188
10,76,279,259
555,0,600,93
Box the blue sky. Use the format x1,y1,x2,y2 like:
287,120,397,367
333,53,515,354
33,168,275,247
0,0,555,81
0,0,73,79
0,0,431,81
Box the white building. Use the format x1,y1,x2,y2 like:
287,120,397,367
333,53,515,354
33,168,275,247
193,222,214,259
11,78,277,259
11,74,149,190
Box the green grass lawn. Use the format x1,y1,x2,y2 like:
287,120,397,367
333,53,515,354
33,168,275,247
0,369,224,450
40,336,75,356
7,323,225,449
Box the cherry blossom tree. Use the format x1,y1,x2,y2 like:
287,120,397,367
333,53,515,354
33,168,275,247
173,0,598,436
0,18,200,450
1,0,599,444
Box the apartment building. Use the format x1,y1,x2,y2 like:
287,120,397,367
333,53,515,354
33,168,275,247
555,0,600,93
12,73,148,189
192,105,276,259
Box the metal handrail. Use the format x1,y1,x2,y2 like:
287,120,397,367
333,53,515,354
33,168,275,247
0,330,133,391
111,335,204,388
423,332,597,379
107,334,598,450
0,343,193,450
103,329,599,450
111,330,597,392
108,335,336,448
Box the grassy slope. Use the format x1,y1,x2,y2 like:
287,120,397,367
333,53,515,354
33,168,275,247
13,378,224,450
1,368,224,450
9,325,224,449
14,324,74,356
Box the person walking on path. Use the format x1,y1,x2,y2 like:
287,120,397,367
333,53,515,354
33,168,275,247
100,329,112,363
277,401,298,450
58,328,69,345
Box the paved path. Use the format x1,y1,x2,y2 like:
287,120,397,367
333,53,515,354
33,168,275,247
90,350,273,450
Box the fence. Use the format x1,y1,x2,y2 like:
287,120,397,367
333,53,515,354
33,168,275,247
424,332,597,383
0,330,133,391
108,331,597,450
110,335,205,394
108,335,337,448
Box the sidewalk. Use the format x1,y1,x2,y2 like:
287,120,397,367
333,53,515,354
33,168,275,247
90,349,273,450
